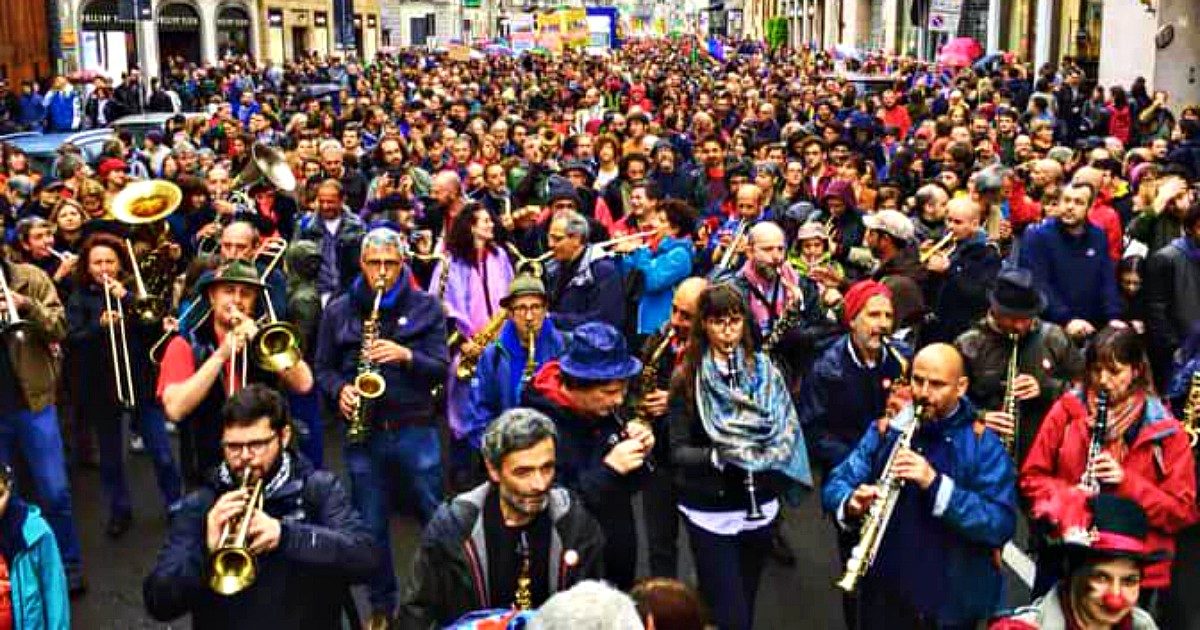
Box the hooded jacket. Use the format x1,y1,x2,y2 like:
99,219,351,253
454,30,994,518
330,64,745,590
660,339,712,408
1020,391,1198,588
397,484,605,629
542,245,626,333
143,454,378,629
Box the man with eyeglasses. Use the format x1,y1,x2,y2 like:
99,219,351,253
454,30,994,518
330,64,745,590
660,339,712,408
144,384,377,628
465,275,567,453
543,209,626,333
314,227,448,627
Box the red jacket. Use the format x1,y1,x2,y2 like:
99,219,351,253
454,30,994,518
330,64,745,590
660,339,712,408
1089,195,1124,263
1020,391,1198,588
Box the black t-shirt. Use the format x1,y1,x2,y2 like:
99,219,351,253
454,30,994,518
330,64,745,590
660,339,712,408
483,486,551,610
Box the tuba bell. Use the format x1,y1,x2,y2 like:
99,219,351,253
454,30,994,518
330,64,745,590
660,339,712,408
111,180,183,224
236,143,298,193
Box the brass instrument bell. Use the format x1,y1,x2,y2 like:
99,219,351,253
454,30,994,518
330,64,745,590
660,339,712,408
208,469,264,596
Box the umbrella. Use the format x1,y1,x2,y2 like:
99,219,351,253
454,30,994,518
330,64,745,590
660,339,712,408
68,69,103,82
832,43,864,61
937,36,983,67
483,43,514,56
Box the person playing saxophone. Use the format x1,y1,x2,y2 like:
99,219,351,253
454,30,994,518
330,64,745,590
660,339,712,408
313,227,449,628
822,344,1016,629
464,274,567,454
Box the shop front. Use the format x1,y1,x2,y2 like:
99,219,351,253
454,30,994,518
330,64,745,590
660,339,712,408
79,0,137,80
158,2,202,66
217,4,253,58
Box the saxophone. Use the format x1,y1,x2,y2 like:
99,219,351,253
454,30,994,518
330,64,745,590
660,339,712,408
347,277,387,444
836,403,924,593
1079,391,1109,495
455,308,510,379
631,329,676,426
1000,333,1021,456
521,327,537,385
1183,371,1200,448
762,278,805,355
514,532,532,610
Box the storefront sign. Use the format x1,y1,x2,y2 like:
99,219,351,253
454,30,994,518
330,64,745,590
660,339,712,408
315,12,328,27
267,8,283,27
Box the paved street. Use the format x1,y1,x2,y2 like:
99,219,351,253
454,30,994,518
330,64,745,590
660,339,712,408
67,428,1033,628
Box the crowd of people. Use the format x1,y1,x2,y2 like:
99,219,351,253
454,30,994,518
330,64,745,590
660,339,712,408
0,36,1198,629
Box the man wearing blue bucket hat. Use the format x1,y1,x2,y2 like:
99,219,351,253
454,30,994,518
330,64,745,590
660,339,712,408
521,321,650,590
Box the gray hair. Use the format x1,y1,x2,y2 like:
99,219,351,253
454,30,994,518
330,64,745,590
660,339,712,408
530,580,643,630
360,227,407,258
551,209,590,241
481,408,557,469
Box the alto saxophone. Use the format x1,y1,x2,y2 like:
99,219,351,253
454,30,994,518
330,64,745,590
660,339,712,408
631,329,676,426
1183,371,1200,448
347,277,387,444
455,308,510,379
763,278,804,355
837,404,924,593
1000,333,1021,456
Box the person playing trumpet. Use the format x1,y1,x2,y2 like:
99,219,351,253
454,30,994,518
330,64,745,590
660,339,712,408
614,199,695,341
158,260,314,485
143,384,378,629
921,197,1002,345
66,234,181,539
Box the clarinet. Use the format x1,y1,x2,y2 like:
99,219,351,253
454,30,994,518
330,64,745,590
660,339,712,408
728,354,765,520
1079,390,1110,495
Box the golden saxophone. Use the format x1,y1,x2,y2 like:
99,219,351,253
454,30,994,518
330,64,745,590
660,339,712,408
455,308,510,380
837,403,925,592
1000,333,1021,456
631,328,676,426
1183,371,1200,448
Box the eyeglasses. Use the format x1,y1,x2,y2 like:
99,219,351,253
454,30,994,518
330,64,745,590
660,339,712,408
221,433,278,457
704,315,745,331
511,303,546,315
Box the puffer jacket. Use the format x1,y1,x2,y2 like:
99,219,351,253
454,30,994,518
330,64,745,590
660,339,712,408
1,261,65,412
1020,391,1198,588
143,454,378,629
397,484,605,629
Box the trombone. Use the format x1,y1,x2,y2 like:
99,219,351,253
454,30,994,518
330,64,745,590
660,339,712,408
249,240,301,373
102,274,136,411
0,263,27,339
209,467,264,596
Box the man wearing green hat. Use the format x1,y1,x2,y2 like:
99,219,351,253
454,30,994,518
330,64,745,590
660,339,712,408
158,260,314,483
464,274,568,453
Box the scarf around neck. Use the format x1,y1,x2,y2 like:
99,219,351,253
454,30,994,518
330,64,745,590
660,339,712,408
1085,389,1146,461
219,451,293,499
695,346,812,486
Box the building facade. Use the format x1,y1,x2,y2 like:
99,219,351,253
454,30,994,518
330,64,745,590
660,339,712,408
0,0,54,84
60,0,383,81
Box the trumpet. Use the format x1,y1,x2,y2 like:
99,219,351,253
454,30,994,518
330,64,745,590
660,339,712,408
593,230,657,255
0,263,27,339
715,220,750,273
918,233,956,264
347,276,387,444
102,275,136,411
227,307,250,397
209,467,265,596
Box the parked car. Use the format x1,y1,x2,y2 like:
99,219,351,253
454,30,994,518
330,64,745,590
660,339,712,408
0,129,114,177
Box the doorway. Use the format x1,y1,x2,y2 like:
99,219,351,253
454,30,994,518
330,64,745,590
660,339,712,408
291,26,309,59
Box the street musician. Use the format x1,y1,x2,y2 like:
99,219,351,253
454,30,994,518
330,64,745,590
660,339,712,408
157,261,313,484
143,384,376,629
822,344,1016,629
313,227,448,626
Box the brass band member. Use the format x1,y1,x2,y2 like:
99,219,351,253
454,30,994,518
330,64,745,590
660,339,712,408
399,409,606,627
464,275,566,450
144,384,377,629
921,197,1003,345
158,261,314,483
66,234,181,539
313,227,449,626
956,268,1084,463
823,344,1016,629
668,283,813,630
1021,326,1197,605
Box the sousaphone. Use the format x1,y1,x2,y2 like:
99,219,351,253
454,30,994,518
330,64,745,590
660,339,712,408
235,143,297,193
111,180,183,224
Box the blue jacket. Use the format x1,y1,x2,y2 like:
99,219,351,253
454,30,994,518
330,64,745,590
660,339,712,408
16,94,44,128
42,91,76,132
465,319,567,449
543,246,626,333
1018,218,1121,326
798,335,908,472
619,236,693,335
0,501,68,630
315,269,449,426
822,399,1016,624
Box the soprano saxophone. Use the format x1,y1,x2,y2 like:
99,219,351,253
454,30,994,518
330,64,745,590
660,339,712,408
1000,333,1021,456
836,404,925,593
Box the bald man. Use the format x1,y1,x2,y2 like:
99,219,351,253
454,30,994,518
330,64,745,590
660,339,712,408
822,343,1016,629
734,221,838,376
636,275,708,579
921,197,1002,344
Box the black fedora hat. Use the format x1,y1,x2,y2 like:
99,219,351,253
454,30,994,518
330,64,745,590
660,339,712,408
1063,494,1168,565
989,267,1046,318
